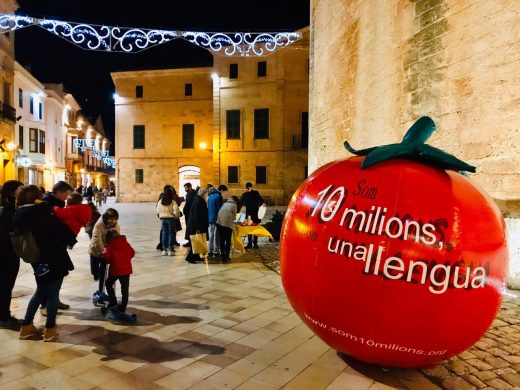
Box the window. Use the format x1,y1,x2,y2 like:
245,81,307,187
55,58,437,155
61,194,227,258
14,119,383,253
133,125,145,149
135,169,143,183
185,83,192,96
18,125,24,149
71,136,78,154
29,128,37,152
182,124,194,149
39,102,43,120
256,166,267,184
229,63,238,79
39,130,45,154
136,85,143,98
18,88,23,108
226,110,241,139
257,61,267,77
29,95,34,114
254,108,269,139
301,112,309,148
228,166,239,184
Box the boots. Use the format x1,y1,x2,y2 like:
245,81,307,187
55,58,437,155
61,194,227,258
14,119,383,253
19,324,39,339
43,326,58,342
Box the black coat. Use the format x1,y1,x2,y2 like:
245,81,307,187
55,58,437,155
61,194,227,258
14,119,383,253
183,190,197,217
12,204,76,284
0,204,19,264
42,192,65,214
186,195,209,237
241,190,264,223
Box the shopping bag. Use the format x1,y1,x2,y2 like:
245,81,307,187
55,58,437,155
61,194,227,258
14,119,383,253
190,233,208,254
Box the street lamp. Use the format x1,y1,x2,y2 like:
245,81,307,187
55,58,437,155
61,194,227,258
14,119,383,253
80,168,85,174
6,141,17,151
199,142,207,150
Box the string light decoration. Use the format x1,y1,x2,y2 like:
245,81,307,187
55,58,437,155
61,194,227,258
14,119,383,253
0,14,301,56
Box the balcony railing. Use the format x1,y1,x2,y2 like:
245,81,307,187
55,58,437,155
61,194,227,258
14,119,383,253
0,102,16,123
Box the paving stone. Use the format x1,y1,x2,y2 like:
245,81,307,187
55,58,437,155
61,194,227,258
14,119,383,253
463,374,487,389
501,372,520,387
484,356,510,369
473,371,497,382
442,376,476,390
484,378,514,389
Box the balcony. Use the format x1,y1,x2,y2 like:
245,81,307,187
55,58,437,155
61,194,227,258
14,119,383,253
0,102,16,123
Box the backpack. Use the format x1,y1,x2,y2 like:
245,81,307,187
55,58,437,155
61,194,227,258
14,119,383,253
10,229,41,264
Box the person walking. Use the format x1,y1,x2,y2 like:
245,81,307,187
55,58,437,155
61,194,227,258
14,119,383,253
182,182,196,247
207,186,223,257
15,186,76,341
0,180,23,329
156,186,180,256
185,188,209,263
216,196,239,263
241,182,265,249
102,188,109,204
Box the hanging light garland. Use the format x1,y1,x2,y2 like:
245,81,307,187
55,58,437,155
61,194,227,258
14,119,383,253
0,14,302,56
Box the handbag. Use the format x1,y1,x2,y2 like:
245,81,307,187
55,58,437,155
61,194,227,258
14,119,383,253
190,233,208,254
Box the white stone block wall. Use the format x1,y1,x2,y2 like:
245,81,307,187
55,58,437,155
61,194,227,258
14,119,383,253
506,218,520,289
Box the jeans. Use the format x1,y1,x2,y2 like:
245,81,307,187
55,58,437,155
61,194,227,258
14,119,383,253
23,277,63,328
0,258,20,321
217,225,232,260
106,275,130,312
161,219,175,250
91,255,107,292
208,223,220,254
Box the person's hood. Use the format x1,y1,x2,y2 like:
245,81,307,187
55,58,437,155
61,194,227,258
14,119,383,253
209,188,219,195
43,192,65,208
226,198,237,205
107,235,130,250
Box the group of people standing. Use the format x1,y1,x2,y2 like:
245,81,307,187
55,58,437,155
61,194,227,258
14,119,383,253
0,180,135,340
76,184,110,207
156,181,265,264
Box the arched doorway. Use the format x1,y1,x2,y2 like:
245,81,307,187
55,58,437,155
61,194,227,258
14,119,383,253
178,165,200,197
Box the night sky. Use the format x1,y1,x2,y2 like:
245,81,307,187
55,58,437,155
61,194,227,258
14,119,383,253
13,0,309,151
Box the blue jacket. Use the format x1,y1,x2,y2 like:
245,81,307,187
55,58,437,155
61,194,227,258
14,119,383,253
207,188,223,223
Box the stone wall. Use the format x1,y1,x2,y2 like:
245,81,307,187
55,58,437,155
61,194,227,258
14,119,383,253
309,0,520,285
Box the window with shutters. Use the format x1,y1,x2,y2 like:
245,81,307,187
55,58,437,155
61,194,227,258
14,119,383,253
182,124,194,149
254,108,269,139
133,125,145,149
226,110,241,139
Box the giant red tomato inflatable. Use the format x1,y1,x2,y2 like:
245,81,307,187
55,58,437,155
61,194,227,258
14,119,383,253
280,117,508,368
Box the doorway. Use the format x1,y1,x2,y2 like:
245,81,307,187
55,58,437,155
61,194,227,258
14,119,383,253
178,165,200,197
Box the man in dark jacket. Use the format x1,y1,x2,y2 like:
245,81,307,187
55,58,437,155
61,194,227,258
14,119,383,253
0,180,23,329
241,182,265,249
42,181,73,310
185,188,209,263
183,182,197,246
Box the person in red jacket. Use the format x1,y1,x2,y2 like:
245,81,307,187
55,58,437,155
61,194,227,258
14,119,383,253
102,230,134,313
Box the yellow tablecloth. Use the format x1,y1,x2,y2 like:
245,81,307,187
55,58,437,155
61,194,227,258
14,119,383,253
233,225,273,253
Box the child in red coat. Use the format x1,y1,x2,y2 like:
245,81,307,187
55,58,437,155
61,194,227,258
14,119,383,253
53,192,92,236
102,230,134,313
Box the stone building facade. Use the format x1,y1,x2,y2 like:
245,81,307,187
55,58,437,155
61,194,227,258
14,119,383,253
113,36,309,204
112,68,215,202
309,0,520,214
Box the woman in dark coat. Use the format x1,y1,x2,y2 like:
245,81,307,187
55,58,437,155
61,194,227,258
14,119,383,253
0,180,23,329
14,185,76,341
185,188,209,263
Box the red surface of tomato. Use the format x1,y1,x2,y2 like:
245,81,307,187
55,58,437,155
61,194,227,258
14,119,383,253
280,156,508,368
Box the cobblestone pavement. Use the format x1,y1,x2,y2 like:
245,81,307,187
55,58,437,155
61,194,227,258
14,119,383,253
0,201,518,389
